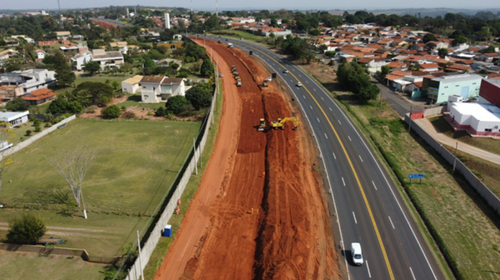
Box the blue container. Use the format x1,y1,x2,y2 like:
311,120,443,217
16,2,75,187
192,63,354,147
163,225,172,237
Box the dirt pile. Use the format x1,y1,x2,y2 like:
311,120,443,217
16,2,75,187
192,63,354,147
154,38,340,280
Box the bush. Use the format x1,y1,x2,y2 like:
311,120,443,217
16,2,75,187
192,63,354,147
102,105,121,119
25,130,32,136
166,96,190,115
7,213,47,244
122,111,136,119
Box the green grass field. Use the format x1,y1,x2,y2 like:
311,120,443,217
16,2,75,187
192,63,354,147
0,253,106,280
1,118,201,260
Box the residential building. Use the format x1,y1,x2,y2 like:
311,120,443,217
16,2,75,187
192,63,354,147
71,51,92,71
422,74,482,104
0,110,29,127
122,75,143,93
0,69,56,94
139,76,187,103
56,31,71,40
0,49,18,60
21,88,56,105
35,49,45,60
91,49,124,70
109,41,128,54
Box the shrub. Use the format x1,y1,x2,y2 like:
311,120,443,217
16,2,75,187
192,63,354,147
25,130,32,136
122,111,136,119
7,213,47,244
102,105,121,119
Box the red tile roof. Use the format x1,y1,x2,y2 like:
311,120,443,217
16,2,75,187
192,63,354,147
21,88,55,101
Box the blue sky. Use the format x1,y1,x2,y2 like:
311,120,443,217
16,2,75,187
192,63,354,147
3,0,500,11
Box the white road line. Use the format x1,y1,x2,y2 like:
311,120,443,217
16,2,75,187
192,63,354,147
302,95,306,99
310,105,313,109
348,136,352,141
291,79,294,82
338,120,342,125
313,88,316,91
366,260,372,278
321,96,324,100
352,211,357,224
333,152,336,159
372,181,378,190
410,267,416,280
299,74,302,77
324,133,328,139
359,155,363,162
317,117,320,123
329,107,332,111
342,177,346,186
305,80,308,83
388,216,395,229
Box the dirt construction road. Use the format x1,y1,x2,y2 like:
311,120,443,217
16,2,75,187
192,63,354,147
154,39,340,280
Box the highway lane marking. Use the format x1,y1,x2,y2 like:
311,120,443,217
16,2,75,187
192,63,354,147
329,107,332,111
242,43,395,280
324,133,328,139
352,211,357,224
338,120,342,125
359,155,363,162
410,267,416,280
342,177,346,186
333,152,336,159
310,105,313,109
302,95,306,99
313,88,316,91
348,136,352,141
366,260,372,278
388,216,395,229
320,96,324,100
372,181,378,190
317,117,320,123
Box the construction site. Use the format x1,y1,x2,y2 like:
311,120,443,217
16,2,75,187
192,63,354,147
154,38,341,279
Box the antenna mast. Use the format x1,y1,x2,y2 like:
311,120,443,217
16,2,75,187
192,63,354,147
216,0,218,17
57,0,61,11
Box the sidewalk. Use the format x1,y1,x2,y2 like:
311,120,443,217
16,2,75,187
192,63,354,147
415,118,500,165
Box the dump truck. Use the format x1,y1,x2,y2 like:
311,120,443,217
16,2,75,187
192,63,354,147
258,119,266,131
237,79,241,87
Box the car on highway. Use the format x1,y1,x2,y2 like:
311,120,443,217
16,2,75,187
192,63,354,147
283,69,289,74
351,242,364,266
296,82,302,87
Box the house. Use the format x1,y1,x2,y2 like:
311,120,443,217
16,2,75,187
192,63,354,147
419,62,440,72
56,31,71,40
139,76,187,103
59,43,80,52
0,111,29,127
35,49,45,60
91,49,124,70
121,75,143,94
422,74,482,104
109,41,128,54
0,69,56,94
357,57,388,73
21,88,56,105
71,51,92,71
73,34,84,40
0,49,18,60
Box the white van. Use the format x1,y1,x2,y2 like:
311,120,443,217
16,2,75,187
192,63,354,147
351,242,364,266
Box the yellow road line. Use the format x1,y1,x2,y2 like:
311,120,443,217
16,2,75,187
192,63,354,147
246,44,395,280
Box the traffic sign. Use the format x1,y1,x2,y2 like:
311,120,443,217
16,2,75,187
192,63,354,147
408,174,424,179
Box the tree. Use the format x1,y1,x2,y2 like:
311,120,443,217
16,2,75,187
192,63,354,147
47,146,97,219
185,87,212,110
379,65,391,81
47,95,69,114
44,52,75,87
102,105,121,118
84,61,101,75
5,97,29,112
337,62,379,102
69,82,114,107
200,58,214,77
111,81,120,91
166,95,190,115
423,33,437,43
7,213,46,244
438,48,448,58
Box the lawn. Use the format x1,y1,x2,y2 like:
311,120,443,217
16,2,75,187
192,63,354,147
0,118,201,260
0,252,106,280
300,63,500,280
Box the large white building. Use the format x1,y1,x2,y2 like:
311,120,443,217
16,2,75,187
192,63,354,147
0,69,56,94
447,102,500,137
139,76,187,103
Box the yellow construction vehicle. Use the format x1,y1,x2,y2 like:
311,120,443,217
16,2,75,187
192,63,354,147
271,117,299,130
258,118,266,131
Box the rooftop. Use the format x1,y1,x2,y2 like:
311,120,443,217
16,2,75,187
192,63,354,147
452,102,500,122
432,74,483,83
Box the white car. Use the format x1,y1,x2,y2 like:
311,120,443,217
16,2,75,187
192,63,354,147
296,82,302,87
219,74,223,78
283,69,289,74
351,242,364,266
267,77,272,82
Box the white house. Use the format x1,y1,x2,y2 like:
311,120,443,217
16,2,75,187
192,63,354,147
0,111,29,127
91,49,124,70
71,51,93,71
0,69,56,94
109,41,128,54
139,76,187,103
35,49,45,60
448,102,500,137
122,75,143,94
56,31,71,40
0,49,18,60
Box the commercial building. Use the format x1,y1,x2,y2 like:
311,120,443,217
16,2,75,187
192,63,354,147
423,74,482,104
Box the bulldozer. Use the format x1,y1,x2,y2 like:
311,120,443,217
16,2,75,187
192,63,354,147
258,118,266,132
271,117,299,130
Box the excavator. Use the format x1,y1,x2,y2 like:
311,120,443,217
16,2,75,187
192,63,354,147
271,117,299,130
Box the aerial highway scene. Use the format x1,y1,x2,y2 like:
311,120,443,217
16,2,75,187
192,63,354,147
0,1,500,280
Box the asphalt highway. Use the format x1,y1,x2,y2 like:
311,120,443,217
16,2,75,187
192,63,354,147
202,35,445,280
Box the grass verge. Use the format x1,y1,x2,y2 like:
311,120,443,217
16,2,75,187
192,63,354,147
142,78,223,279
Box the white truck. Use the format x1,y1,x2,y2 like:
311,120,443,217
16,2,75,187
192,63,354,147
228,42,233,48
236,79,241,87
